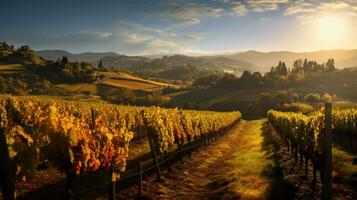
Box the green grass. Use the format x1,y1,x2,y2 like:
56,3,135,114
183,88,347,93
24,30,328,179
165,120,294,199
332,147,357,184
217,120,294,199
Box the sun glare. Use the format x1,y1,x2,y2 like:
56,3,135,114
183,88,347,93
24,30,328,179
316,15,347,40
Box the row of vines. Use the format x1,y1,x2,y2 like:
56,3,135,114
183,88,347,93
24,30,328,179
0,95,241,199
267,108,357,189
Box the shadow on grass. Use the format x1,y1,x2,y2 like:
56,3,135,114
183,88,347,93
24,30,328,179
260,121,296,200
18,147,154,200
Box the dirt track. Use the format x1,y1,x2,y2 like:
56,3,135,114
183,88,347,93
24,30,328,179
117,120,303,199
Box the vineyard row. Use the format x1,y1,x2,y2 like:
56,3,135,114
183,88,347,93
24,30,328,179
0,95,241,199
267,108,356,190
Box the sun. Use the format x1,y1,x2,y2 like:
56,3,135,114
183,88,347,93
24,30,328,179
316,15,347,40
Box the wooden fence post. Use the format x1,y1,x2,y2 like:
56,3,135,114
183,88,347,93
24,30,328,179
323,102,332,200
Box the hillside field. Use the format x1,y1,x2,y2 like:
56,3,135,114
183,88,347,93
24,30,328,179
57,71,178,95
0,63,31,75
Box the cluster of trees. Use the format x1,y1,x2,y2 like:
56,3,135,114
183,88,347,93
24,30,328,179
99,86,171,106
0,41,15,52
1,41,99,84
132,62,217,82
266,59,335,81
0,75,53,95
304,93,334,103
0,42,102,96
194,74,223,86
30,56,98,83
211,58,339,90
247,90,335,118
292,58,335,72
269,61,288,76
0,42,43,65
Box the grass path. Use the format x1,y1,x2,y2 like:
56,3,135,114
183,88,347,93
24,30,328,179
118,120,295,199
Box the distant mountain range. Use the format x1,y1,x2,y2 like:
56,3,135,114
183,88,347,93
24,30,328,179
227,49,357,71
36,50,118,64
36,49,357,72
35,50,253,71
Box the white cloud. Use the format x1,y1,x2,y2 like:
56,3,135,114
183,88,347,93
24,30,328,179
180,34,204,43
163,1,223,27
284,0,357,21
214,0,232,3
246,0,289,12
284,6,315,15
94,32,113,38
318,1,349,10
284,1,315,15
231,3,248,16
147,39,177,48
217,0,289,15
29,19,206,55
118,32,152,44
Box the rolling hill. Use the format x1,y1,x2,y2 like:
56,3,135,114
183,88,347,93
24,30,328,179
36,50,118,64
57,71,178,95
36,49,357,73
35,50,253,71
99,55,151,68
228,49,357,72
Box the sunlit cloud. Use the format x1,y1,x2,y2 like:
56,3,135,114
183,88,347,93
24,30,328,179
246,0,289,12
218,0,288,15
284,0,356,20
2,0,356,53
162,1,223,27
231,2,248,16
180,34,204,43
318,1,349,10
118,32,152,44
25,19,206,55
284,1,315,15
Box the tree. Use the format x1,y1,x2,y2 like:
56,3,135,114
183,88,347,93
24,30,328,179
326,59,335,72
303,58,308,71
292,59,302,72
322,93,333,103
19,45,31,52
98,60,103,69
61,56,69,64
304,93,321,103
281,62,288,76
240,70,252,81
274,61,288,76
251,72,262,82
0,41,10,50
259,92,273,111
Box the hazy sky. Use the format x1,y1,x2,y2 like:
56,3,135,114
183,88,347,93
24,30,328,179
1,0,356,55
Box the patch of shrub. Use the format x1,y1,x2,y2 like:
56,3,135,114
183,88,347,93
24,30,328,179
279,103,313,114
304,93,321,103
